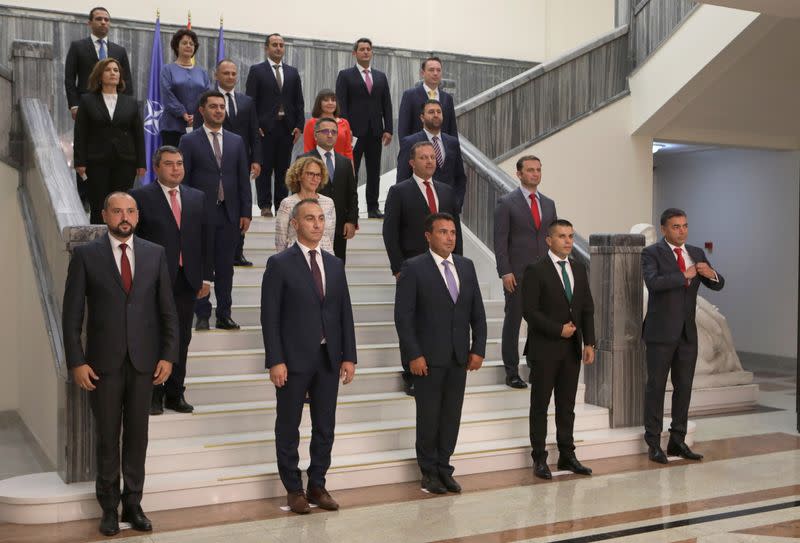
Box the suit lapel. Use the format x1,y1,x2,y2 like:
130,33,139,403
658,239,682,273
513,189,537,230
85,37,99,61
452,256,469,304
546,257,572,308
425,252,456,305
91,93,111,122
101,235,125,292
291,244,323,303
197,129,221,173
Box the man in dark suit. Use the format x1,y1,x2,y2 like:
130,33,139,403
130,146,212,415
396,99,467,210
494,155,557,389
394,212,486,494
522,219,596,480
397,57,458,140
215,59,262,266
62,192,178,537
245,33,304,217
642,208,724,464
261,198,357,514
179,91,252,332
336,37,393,218
298,117,359,261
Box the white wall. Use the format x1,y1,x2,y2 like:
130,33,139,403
0,162,20,412
653,147,799,358
5,0,615,62
498,97,654,237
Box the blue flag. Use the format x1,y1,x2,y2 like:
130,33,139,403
143,16,163,185
216,21,225,64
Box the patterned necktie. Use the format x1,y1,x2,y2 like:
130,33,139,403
98,39,107,60
325,151,335,185
308,249,324,299
428,89,435,99
558,261,573,303
225,92,236,121
431,136,444,168
169,189,183,266
423,181,437,213
211,132,224,202
674,247,689,287
363,69,373,94
442,260,459,303
529,193,541,230
273,64,283,90
119,242,132,294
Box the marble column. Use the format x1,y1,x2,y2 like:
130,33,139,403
585,233,646,428
11,40,54,164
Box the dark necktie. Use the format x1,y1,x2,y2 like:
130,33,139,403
325,151,335,185
120,242,132,294
211,132,224,202
529,193,541,230
674,247,689,287
309,249,324,300
558,261,572,303
98,39,107,60
225,92,236,121
423,181,437,213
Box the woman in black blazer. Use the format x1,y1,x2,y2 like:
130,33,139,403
74,58,145,223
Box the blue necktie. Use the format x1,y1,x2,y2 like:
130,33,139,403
98,39,107,60
442,260,459,303
558,261,573,303
325,151,335,185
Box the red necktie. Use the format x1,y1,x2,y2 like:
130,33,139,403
529,193,541,230
120,243,132,294
169,189,183,267
423,181,437,213
363,69,373,94
674,247,689,287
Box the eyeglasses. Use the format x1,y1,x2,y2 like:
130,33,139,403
315,129,337,136
303,171,323,178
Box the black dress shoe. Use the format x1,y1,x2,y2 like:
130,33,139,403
165,394,194,413
667,441,704,460
403,380,415,397
557,454,592,475
121,505,152,532
534,460,552,480
505,375,528,389
421,473,447,494
195,317,210,331
99,510,119,536
367,209,384,219
439,473,461,493
648,445,669,464
215,316,240,330
150,388,164,416
234,255,253,267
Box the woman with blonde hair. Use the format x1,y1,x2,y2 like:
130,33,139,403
275,156,337,252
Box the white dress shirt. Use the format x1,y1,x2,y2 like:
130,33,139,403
270,62,283,84
91,34,108,58
430,249,460,292
424,128,446,162
317,146,335,177
412,174,439,210
218,85,237,116
203,124,223,155
357,64,372,84
518,186,543,220
157,180,181,210
665,241,719,282
101,93,117,119
109,233,135,277
296,241,326,295
548,250,574,293
422,83,439,101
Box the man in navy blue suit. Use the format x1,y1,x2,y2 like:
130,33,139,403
397,57,458,140
179,91,252,332
642,208,724,464
245,33,304,216
336,38,393,218
261,198,357,514
394,212,486,494
396,100,467,211
130,146,212,415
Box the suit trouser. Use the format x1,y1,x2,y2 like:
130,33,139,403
256,119,292,211
85,160,136,224
159,268,196,399
333,223,347,263
235,233,246,260
195,205,239,320
274,346,340,492
89,356,153,512
413,363,467,477
353,134,382,210
644,330,698,447
501,276,524,377
529,353,580,461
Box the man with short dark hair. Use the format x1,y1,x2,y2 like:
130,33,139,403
494,155,557,389
642,208,724,463
336,38,393,218
522,219,595,480
397,57,458,140
395,212,486,494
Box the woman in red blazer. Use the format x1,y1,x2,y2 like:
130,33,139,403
303,89,354,161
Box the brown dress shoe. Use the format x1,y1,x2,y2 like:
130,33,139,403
287,490,310,514
307,485,339,511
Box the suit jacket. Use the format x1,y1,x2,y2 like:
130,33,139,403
64,37,133,109
642,239,725,344
300,149,359,227
335,66,393,137
493,187,557,279
179,128,252,225
245,62,305,134
73,93,145,167
396,131,467,209
522,256,595,363
62,235,179,373
130,182,212,291
394,252,487,367
261,244,357,372
397,85,458,140
382,177,462,275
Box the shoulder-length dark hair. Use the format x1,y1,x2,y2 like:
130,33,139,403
87,57,126,93
170,28,199,58
311,89,339,118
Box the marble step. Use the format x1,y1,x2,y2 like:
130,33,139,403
188,318,505,353
211,299,507,328
183,360,532,403
242,248,390,267
248,217,384,235
233,264,396,284
149,383,559,439
243,232,384,251
144,403,608,474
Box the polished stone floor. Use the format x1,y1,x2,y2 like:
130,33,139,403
1,359,796,543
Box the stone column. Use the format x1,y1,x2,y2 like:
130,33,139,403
584,233,646,428
10,40,54,163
